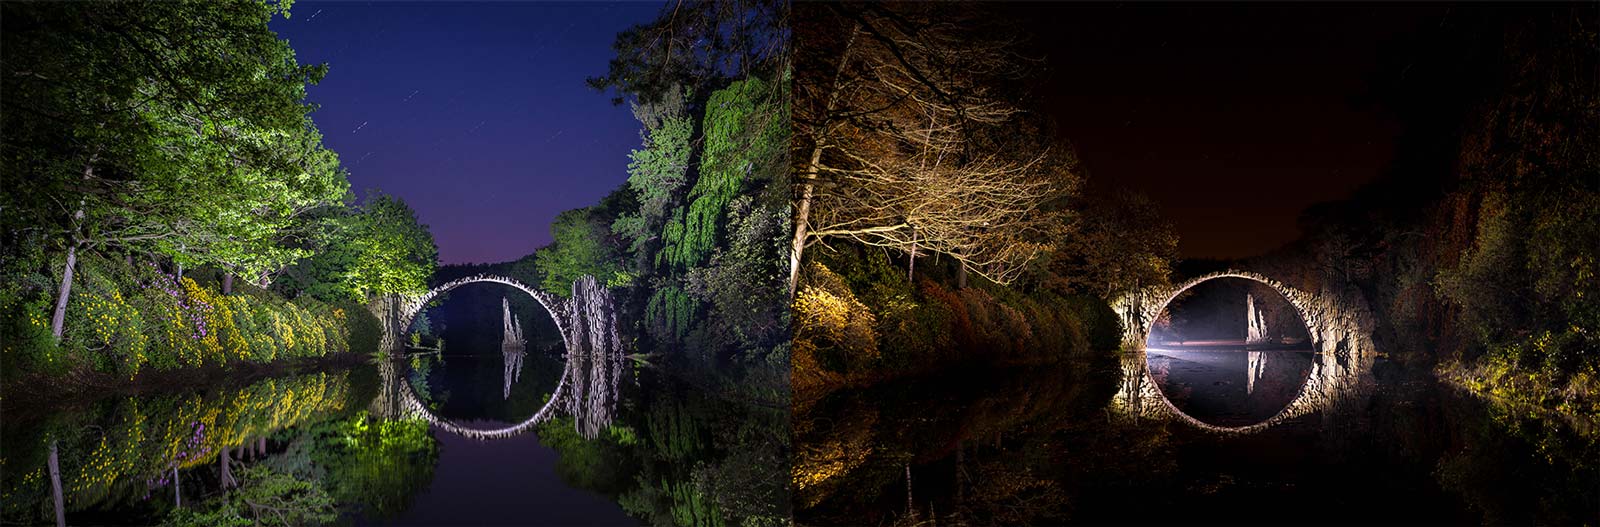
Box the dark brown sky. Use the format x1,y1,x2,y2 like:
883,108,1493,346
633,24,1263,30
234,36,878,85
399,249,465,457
1014,3,1451,259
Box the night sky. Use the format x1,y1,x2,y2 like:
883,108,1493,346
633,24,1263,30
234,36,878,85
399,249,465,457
1017,4,1451,259
271,2,662,265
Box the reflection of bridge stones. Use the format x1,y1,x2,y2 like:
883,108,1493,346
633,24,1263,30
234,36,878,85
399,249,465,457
369,275,623,440
1110,270,1377,434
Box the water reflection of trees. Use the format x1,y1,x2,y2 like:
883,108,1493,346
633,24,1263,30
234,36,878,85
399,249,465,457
795,356,1597,526
794,358,1138,525
0,369,434,524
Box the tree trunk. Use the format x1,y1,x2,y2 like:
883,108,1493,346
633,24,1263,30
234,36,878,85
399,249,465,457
50,242,79,341
908,237,917,283
220,445,234,489
48,440,65,527
904,464,916,521
957,264,968,289
789,24,862,298
790,159,817,298
222,273,234,295
173,466,181,508
52,154,99,341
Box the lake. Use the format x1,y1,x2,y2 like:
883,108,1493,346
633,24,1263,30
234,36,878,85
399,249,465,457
793,350,1598,525
0,307,789,525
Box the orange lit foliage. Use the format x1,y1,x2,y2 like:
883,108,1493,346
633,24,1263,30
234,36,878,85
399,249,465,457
794,246,1119,395
792,262,876,394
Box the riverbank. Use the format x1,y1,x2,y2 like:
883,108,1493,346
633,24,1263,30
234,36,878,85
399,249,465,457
1437,359,1600,437
0,352,374,417
792,252,1122,404
2,254,383,392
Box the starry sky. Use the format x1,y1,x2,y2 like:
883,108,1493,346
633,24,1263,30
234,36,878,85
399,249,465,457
271,2,663,265
1015,4,1452,259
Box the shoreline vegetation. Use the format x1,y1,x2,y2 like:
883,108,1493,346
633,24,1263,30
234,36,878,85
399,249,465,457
790,4,1174,403
2,1,435,398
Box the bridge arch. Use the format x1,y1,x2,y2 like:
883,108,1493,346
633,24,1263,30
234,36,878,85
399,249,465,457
396,274,572,352
1111,269,1374,435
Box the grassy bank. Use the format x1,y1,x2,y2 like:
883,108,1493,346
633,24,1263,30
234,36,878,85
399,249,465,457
2,254,382,392
793,247,1121,401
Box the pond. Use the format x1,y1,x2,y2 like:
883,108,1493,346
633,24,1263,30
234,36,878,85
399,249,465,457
793,350,1598,525
0,288,789,526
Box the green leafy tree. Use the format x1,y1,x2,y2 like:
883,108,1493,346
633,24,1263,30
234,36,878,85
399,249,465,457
614,88,695,263
0,0,345,340
274,193,437,303
538,208,623,296
344,194,439,299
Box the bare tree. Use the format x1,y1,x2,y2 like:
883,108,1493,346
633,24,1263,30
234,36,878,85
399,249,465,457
791,3,1074,294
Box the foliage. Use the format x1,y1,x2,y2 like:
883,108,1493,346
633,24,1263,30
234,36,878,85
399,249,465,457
538,207,625,298
2,254,352,379
1,0,347,286
661,78,787,270
587,0,787,105
616,88,695,259
1044,189,1179,299
342,194,439,300
792,262,877,391
0,372,355,521
160,465,337,527
306,413,439,520
535,416,638,494
796,244,1121,397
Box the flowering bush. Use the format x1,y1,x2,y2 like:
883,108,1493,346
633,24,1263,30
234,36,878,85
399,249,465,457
3,254,357,378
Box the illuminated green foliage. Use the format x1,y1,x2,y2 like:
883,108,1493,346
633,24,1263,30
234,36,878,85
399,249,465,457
538,208,624,298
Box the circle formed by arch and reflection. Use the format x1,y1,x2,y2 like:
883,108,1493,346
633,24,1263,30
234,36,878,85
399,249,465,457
394,275,573,439
1111,269,1378,435
1144,277,1315,428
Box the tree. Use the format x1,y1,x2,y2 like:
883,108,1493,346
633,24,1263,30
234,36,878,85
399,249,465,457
1046,189,1179,299
587,0,787,105
791,3,1072,293
272,193,437,303
613,87,695,267
538,208,623,297
1,1,344,340
343,194,439,300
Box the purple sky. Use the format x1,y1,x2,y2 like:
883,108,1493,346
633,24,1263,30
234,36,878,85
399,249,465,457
271,2,663,265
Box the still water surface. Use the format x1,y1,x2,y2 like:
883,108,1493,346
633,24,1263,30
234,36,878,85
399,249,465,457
794,352,1598,525
1,317,787,525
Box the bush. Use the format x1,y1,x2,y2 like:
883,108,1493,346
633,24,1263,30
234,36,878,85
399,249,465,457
2,254,358,379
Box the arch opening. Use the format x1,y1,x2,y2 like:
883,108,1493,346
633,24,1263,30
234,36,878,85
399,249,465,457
1142,276,1316,429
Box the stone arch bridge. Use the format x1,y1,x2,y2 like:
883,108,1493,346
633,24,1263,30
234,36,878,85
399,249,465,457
370,274,620,360
368,274,623,440
1109,269,1376,434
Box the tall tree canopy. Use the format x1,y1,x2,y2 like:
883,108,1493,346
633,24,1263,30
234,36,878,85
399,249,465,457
587,0,788,105
1,0,348,337
276,193,439,303
791,3,1074,291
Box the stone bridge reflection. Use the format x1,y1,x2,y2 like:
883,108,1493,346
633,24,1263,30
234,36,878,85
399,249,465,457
1110,269,1377,434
